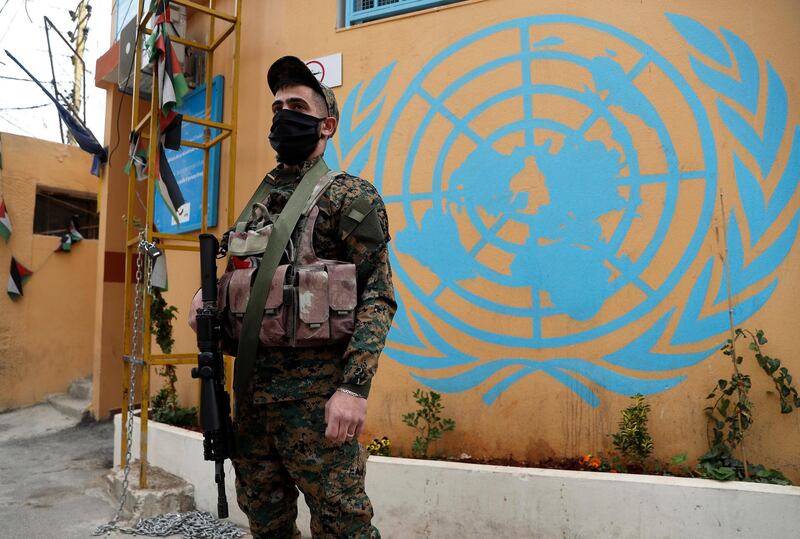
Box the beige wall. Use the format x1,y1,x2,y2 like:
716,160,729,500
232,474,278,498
0,133,98,410
99,0,800,481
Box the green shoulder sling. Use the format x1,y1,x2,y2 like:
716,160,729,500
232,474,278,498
231,172,274,228
233,159,330,400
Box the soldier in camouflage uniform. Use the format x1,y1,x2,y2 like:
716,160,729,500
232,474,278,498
229,56,396,539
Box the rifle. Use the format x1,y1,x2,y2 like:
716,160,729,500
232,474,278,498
191,233,234,518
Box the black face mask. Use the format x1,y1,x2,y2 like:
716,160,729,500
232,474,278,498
268,109,323,165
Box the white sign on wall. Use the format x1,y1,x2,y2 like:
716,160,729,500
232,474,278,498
305,53,342,88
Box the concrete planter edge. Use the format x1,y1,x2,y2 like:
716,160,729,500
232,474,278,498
114,414,800,538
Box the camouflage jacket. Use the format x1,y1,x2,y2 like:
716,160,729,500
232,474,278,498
227,158,396,403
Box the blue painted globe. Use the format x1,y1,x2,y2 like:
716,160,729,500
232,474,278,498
375,15,718,348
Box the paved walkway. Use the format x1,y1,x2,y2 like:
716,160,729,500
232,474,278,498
0,404,250,539
0,404,120,538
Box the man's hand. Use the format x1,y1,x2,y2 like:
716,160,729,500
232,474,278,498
324,390,367,443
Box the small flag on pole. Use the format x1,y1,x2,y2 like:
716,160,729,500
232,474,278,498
0,198,11,242
7,257,32,299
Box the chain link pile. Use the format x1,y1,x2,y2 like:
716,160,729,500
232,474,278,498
100,511,246,539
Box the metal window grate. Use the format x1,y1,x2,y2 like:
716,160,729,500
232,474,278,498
356,0,401,9
347,0,463,26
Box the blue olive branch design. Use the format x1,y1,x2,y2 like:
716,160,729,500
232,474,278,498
663,13,800,346
324,62,396,176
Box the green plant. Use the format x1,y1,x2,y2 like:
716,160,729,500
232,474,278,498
697,329,799,485
401,389,456,458
366,436,391,456
149,290,197,428
150,365,198,427
666,452,696,477
150,288,178,355
645,452,697,478
612,393,655,467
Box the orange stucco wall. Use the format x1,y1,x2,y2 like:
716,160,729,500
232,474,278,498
97,0,800,481
91,88,140,420
0,133,98,410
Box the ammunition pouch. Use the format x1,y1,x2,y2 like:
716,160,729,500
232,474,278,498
190,262,357,349
189,171,358,350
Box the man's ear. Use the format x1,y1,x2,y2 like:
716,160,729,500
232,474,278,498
320,116,338,139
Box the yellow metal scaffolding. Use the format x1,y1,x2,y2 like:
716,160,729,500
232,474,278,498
120,0,242,488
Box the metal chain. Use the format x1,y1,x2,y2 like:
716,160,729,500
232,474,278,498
94,234,245,539
101,511,245,539
93,232,147,536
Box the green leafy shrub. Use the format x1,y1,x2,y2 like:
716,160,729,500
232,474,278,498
150,288,177,355
149,290,197,428
612,393,655,467
401,389,456,458
697,329,798,485
150,368,198,428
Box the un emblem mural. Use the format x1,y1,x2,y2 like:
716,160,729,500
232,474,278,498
325,14,800,407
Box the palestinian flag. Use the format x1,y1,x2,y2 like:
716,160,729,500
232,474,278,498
55,218,84,252
155,31,189,115
124,133,148,182
136,1,187,224
143,6,187,120
0,198,11,242
151,0,172,25
160,111,182,151
146,2,188,116
153,143,187,223
7,257,32,299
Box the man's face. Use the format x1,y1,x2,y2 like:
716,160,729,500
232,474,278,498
272,84,337,139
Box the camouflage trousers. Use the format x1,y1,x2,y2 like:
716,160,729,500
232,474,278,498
232,395,380,539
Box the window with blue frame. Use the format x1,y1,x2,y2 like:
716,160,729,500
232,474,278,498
345,0,464,27
116,0,137,39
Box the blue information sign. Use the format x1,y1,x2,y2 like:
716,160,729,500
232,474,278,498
154,75,224,234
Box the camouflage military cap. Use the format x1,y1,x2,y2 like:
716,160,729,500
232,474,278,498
267,55,339,123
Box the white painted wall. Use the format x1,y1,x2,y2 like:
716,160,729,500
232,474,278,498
115,415,800,538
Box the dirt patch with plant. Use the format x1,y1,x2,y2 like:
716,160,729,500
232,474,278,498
369,330,799,486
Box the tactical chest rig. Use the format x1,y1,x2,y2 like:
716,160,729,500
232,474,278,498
222,172,356,347
190,160,357,395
